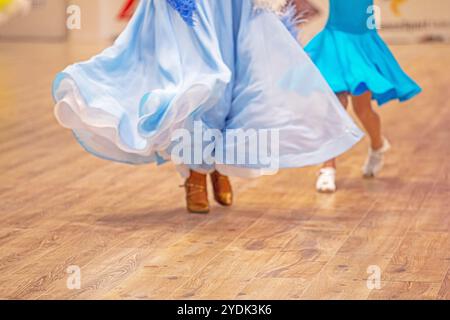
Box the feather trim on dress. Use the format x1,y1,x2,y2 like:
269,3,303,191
253,0,288,13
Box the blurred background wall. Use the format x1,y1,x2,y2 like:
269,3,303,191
0,0,126,41
0,0,67,40
0,0,449,44
299,0,450,44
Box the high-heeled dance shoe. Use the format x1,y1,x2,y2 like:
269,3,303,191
184,171,210,214
362,138,391,178
316,167,337,193
210,171,233,207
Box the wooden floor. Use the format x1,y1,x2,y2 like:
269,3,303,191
0,42,449,300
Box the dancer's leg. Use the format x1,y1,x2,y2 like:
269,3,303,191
352,92,391,177
351,91,383,150
323,92,350,169
316,92,349,193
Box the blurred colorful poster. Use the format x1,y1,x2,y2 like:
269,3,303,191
378,0,450,43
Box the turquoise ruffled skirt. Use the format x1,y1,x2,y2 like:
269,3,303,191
52,0,363,177
305,28,422,105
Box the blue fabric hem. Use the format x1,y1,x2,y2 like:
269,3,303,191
335,81,423,106
70,127,364,173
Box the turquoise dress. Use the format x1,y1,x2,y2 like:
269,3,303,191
305,0,421,105
52,0,363,177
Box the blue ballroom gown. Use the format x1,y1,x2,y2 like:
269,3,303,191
52,0,363,177
305,0,421,106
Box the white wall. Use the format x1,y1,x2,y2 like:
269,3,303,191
1,0,449,43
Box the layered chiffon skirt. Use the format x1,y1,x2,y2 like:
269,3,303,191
53,0,363,177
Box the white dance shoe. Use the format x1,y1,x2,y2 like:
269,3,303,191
362,138,391,178
316,167,337,193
